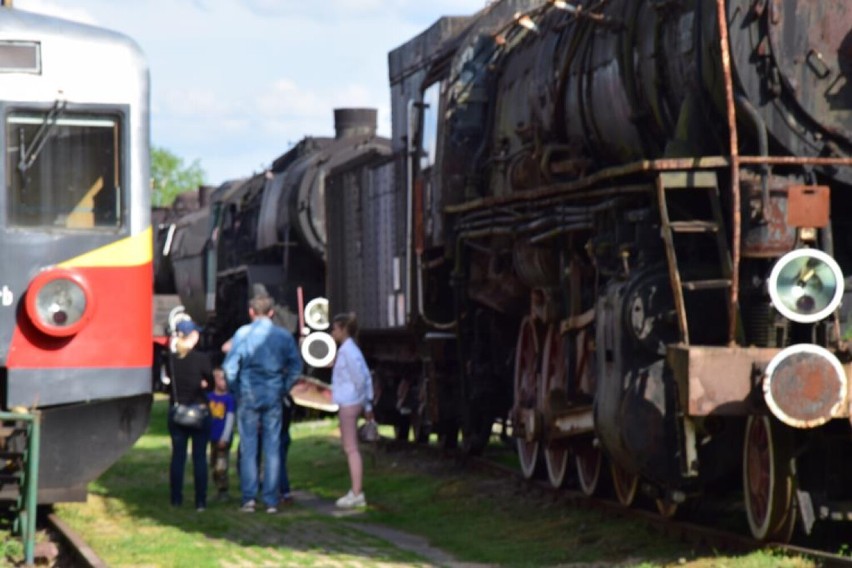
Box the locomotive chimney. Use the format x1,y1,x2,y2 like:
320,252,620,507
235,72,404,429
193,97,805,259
198,185,213,208
333,108,377,139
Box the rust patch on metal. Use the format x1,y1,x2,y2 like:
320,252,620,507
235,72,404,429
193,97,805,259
765,353,844,426
667,344,779,416
741,175,796,257
787,185,830,228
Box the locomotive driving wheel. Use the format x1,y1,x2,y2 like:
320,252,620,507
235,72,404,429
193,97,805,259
610,461,640,507
514,316,541,479
655,497,679,519
540,324,569,487
743,415,798,542
410,376,432,444
574,437,603,496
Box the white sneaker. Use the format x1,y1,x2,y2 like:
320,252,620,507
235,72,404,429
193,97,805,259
335,490,366,509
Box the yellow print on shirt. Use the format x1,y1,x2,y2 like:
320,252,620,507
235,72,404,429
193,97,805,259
209,400,227,420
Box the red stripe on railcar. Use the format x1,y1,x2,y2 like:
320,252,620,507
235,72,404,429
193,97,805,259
7,262,152,368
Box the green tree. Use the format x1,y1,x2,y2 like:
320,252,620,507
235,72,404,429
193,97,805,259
151,146,206,207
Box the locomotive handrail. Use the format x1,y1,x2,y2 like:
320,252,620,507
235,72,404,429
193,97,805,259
444,160,727,213
715,0,740,346
444,155,852,217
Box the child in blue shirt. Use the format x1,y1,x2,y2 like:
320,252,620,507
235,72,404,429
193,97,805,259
208,367,236,500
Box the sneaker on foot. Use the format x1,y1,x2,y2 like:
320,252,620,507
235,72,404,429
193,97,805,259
196,506,206,513
335,490,366,509
239,500,256,513
279,493,294,506
266,506,278,514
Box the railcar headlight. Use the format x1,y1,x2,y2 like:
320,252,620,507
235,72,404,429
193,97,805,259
25,269,93,337
768,249,843,324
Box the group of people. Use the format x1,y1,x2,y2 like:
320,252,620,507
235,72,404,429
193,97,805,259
166,293,374,514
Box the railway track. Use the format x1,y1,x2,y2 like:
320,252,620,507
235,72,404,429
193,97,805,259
44,512,105,568
380,436,852,566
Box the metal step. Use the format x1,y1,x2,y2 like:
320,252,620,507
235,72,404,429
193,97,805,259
682,279,732,291
668,220,719,233
0,427,21,438
0,485,21,502
0,473,21,484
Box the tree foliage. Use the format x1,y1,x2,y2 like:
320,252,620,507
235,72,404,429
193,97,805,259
151,146,206,207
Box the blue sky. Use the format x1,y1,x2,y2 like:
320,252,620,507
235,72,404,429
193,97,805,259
15,0,485,185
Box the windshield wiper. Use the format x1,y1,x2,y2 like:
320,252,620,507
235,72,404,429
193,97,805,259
17,99,67,175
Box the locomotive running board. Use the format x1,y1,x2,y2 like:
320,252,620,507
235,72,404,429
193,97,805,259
667,344,780,416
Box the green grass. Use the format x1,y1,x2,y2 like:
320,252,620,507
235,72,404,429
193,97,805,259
49,398,818,567
56,400,425,567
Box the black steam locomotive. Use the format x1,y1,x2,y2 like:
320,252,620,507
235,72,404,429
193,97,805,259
158,0,851,543
155,109,390,385
324,0,851,543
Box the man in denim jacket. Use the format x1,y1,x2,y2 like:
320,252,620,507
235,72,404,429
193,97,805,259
224,293,302,514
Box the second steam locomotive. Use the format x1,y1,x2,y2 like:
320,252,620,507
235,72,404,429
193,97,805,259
158,0,852,543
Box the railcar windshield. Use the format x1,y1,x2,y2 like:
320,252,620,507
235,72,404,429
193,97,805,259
5,108,123,229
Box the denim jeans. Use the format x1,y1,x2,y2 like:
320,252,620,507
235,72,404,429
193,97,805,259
168,409,211,508
237,400,282,507
279,399,292,497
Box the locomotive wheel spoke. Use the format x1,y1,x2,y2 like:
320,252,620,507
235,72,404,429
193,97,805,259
545,446,569,488
574,437,603,496
743,415,797,542
541,324,569,487
611,461,640,507
514,316,540,479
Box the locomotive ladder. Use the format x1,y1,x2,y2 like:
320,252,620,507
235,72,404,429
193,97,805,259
0,411,40,566
656,171,733,346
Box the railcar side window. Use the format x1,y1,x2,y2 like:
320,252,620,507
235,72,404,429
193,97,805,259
6,109,122,229
419,82,441,171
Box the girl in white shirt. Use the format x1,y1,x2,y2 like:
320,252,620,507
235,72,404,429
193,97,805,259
330,312,375,508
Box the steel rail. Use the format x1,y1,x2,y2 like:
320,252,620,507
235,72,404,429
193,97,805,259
46,512,107,568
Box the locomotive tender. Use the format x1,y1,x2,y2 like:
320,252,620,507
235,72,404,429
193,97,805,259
0,7,152,501
324,0,852,542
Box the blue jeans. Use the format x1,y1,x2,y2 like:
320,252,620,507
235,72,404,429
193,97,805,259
168,410,211,508
279,398,292,497
237,399,282,507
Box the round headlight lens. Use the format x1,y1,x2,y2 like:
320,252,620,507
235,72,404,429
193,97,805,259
25,270,93,337
35,278,87,329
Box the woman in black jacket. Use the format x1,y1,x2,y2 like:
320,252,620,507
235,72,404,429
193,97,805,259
169,319,213,511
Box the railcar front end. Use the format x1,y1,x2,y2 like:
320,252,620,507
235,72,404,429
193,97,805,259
0,8,152,502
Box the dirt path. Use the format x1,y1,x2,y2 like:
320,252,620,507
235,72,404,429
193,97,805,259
291,490,493,568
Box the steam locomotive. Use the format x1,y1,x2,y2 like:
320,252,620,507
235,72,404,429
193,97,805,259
324,0,852,543
155,109,390,392
0,7,152,502
159,0,851,543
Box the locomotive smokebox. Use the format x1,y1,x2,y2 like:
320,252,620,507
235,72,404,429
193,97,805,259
334,108,377,139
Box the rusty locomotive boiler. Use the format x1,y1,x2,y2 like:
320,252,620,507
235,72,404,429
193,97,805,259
323,0,852,541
